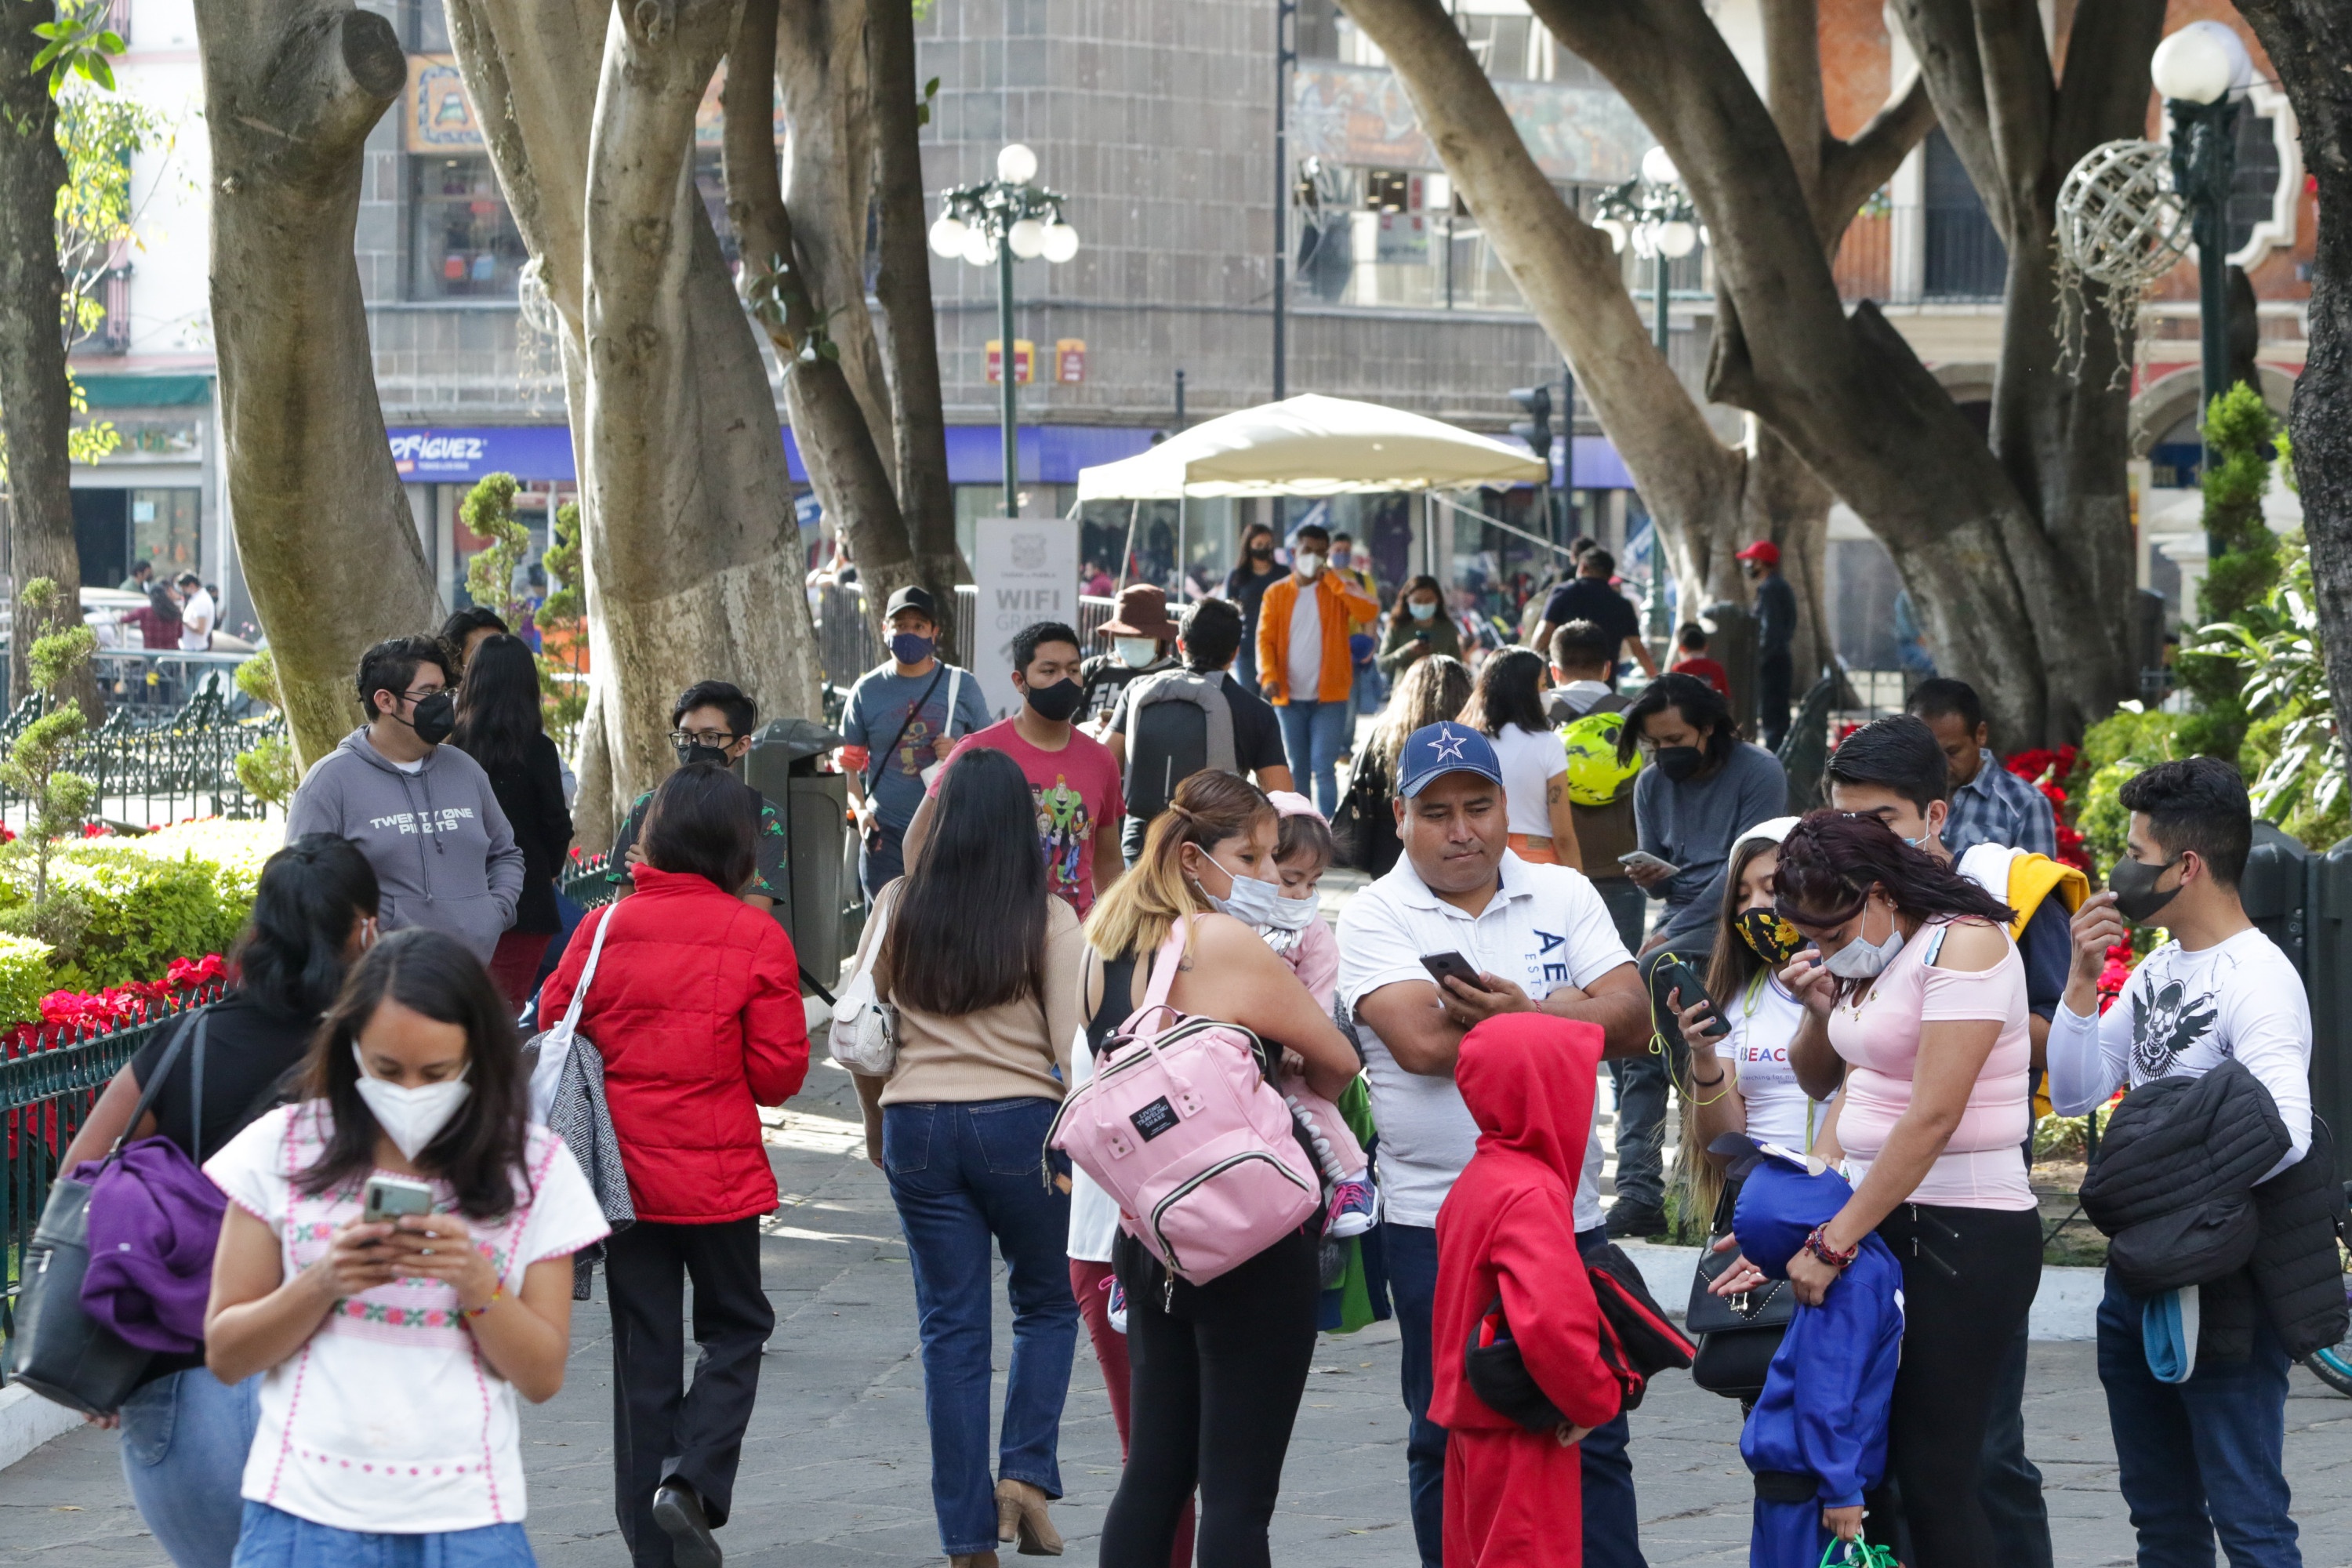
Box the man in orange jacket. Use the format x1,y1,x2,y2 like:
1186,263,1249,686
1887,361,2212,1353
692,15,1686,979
1255,521,1379,815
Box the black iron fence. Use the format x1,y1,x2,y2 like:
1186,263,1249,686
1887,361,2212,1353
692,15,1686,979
0,985,223,1379
0,673,286,830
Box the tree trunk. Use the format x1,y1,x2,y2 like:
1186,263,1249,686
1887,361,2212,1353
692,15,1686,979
866,0,962,618
448,0,823,842
1740,421,1835,688
194,0,440,765
2234,0,2352,753
0,0,89,714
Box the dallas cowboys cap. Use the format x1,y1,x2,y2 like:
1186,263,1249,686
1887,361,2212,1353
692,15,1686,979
1396,721,1505,799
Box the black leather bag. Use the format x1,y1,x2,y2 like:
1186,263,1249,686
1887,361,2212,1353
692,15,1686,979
5,1014,204,1415
1685,1184,1795,1401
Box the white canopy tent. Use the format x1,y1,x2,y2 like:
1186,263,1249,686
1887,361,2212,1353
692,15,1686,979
1073,393,1547,500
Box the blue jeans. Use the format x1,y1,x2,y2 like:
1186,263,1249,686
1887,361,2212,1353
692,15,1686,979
2096,1273,2299,1566
120,1368,261,1568
883,1098,1080,1557
1387,1222,1645,1568
860,819,907,901
230,1501,536,1566
1276,698,1352,817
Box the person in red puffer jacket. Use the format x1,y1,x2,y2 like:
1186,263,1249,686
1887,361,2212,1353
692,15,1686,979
1432,1014,1624,1568
539,762,808,1568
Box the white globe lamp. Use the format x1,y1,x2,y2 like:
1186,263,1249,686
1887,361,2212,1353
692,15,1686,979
960,224,996,267
1595,216,1628,253
1007,217,1047,259
927,214,968,259
1657,220,1698,260
1039,222,1080,263
1640,145,1679,187
996,143,1039,185
2151,21,2251,106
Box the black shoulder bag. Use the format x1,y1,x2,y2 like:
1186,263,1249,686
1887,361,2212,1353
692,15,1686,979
1683,1179,1795,1401
7,1011,209,1415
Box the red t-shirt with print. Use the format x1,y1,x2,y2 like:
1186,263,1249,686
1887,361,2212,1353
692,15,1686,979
928,718,1126,915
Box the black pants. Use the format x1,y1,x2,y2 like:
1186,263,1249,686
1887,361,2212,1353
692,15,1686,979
1865,1203,2043,1568
604,1218,774,1567
1759,650,1793,752
1100,1226,1321,1568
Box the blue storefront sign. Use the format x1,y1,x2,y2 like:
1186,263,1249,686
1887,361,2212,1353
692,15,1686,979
388,426,578,482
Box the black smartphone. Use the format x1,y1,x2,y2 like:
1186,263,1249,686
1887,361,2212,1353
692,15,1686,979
1647,956,1726,1051
1421,951,1491,993
1413,627,1432,642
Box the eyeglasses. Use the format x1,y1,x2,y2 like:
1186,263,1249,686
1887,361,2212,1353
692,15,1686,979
670,729,741,750
397,685,449,704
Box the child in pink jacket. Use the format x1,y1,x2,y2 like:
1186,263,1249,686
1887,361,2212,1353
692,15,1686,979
1263,793,1373,1236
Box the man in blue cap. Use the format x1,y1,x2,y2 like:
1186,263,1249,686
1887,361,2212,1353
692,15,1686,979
1337,721,1653,1568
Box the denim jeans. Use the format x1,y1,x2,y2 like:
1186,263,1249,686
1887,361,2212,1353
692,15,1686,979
884,1097,1080,1557
230,1501,536,1567
1606,1050,1675,1214
120,1368,262,1568
1388,1223,1646,1568
1593,877,1648,953
1276,698,1352,818
2096,1272,2299,1567
859,819,907,901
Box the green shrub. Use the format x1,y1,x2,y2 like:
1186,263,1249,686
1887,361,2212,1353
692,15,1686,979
0,934,54,1026
2073,708,2181,874
0,820,275,992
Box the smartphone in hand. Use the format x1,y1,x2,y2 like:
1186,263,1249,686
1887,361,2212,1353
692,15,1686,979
1421,951,1491,993
1617,850,1681,879
361,1175,434,1226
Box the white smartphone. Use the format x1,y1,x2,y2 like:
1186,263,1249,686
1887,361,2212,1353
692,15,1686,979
361,1174,434,1225
1617,850,1681,878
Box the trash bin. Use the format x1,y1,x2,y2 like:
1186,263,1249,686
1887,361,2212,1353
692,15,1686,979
1702,599,1759,741
2304,834,2352,1178
2242,820,2310,978
742,717,852,986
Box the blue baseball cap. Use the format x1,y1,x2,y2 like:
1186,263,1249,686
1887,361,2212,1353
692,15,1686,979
1397,721,1505,799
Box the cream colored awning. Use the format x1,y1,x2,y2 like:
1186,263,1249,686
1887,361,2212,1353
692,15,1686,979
1074,393,1547,501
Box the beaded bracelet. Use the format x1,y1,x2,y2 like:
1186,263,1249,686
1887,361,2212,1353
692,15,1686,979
463,1284,504,1319
1802,1224,1859,1270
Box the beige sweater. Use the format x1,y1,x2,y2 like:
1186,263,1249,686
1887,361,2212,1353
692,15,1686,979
869,891,1087,1106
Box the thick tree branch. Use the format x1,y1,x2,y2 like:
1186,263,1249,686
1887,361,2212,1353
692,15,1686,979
1968,0,2056,237
1888,0,2005,238
1760,0,1825,194
2048,0,2164,178
1817,69,1936,241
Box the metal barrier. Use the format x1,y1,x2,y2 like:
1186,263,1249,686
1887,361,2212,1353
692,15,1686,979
0,985,224,1378
0,673,286,830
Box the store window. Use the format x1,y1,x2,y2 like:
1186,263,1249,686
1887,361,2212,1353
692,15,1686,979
132,488,201,579
2227,109,2282,256
411,154,528,299
1921,129,2006,301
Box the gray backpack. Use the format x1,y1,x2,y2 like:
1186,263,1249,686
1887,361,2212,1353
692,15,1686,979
1124,669,1238,817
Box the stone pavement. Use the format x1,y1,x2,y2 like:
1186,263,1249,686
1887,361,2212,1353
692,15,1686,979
6,1058,2352,1566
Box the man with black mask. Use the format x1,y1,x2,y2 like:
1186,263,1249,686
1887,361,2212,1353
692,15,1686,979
605,680,790,911
903,620,1126,915
286,636,525,964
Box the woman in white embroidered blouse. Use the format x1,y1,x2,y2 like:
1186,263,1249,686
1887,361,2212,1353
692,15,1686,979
202,929,608,1566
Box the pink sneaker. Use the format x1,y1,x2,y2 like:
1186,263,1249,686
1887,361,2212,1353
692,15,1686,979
1325,1178,1376,1239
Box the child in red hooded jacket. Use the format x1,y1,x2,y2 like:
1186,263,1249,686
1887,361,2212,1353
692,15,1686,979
1432,1014,1626,1568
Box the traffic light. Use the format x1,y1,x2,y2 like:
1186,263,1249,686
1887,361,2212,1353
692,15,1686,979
1508,385,1553,469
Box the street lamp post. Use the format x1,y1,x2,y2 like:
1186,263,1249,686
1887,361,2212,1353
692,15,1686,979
1594,144,1701,635
2151,20,2252,545
929,143,1082,520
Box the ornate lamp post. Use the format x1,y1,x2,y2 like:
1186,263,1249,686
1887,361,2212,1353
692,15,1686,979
1594,145,1701,633
2152,21,2252,498
929,144,1081,519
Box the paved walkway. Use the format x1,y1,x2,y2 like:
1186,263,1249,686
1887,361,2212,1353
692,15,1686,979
7,1058,2352,1566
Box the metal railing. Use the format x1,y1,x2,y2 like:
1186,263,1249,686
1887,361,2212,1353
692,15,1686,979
814,583,1120,698
0,985,224,1377
0,673,287,830
1832,206,2011,305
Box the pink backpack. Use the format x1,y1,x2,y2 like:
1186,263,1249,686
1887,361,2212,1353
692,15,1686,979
1049,916,1321,1287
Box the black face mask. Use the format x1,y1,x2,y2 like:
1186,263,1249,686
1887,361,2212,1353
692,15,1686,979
1653,745,1704,782
406,690,457,746
674,742,732,768
2108,853,2183,924
1249,543,1273,559
1024,678,1085,724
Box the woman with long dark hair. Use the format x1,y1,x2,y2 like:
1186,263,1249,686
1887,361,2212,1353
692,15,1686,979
1459,646,1580,866
448,633,573,1010
1376,574,1461,676
1223,522,1283,689
537,762,808,1568
201,928,607,1566
1083,770,1361,1568
60,835,381,1568
848,745,1087,1565
1712,811,2038,1567
1345,653,1471,878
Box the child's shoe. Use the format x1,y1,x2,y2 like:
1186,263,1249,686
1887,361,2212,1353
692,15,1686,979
1325,1177,1377,1238
1104,1274,1128,1334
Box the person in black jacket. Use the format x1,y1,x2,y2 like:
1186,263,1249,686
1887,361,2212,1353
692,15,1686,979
60,834,383,1568
450,633,574,1009
2049,757,2339,1566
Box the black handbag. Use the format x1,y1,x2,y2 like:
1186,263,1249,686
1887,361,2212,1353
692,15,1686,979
6,1013,206,1415
1685,1182,1795,1401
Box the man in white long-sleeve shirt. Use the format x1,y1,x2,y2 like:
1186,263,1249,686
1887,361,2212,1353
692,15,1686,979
2049,757,2309,1566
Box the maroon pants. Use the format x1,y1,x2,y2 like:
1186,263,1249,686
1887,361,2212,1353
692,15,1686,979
487,930,552,1012
1071,1258,1195,1568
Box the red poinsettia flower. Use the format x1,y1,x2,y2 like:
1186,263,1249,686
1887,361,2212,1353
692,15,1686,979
2095,941,2136,1014
165,953,227,989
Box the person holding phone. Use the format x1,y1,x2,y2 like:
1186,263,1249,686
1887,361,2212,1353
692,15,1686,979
201,929,608,1566
1336,723,1650,1568
1377,576,1461,677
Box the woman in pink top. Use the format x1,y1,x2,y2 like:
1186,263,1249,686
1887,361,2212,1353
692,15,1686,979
1718,812,2042,1568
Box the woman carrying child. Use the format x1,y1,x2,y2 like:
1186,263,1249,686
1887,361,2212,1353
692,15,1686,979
201,929,609,1566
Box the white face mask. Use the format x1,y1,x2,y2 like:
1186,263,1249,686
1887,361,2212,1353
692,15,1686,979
350,1044,473,1162
1115,637,1160,670
1262,890,1320,931
1822,901,1905,980
1294,551,1324,579
1192,855,1283,927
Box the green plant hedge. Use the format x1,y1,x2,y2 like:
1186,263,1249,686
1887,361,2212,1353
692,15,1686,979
0,934,54,1026
0,820,275,1002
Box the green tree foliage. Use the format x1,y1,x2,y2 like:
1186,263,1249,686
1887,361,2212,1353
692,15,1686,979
2174,384,2282,761
28,0,122,93
459,471,529,620
536,500,587,748
230,648,296,808
2072,706,2182,873
0,579,96,907
2201,534,2347,850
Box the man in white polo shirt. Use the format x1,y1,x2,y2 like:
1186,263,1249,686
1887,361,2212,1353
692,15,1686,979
1338,720,1652,1568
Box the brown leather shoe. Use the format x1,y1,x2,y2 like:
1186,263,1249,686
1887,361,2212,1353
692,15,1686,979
994,1478,1065,1556
948,1555,1000,1567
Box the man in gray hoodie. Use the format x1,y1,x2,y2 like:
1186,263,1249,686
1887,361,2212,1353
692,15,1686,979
286,635,526,964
